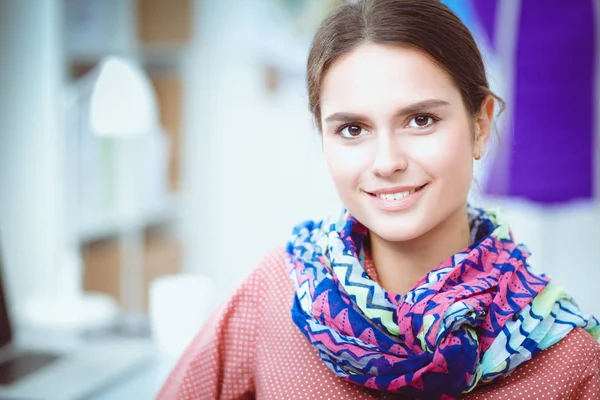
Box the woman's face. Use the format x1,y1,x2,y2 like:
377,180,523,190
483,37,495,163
320,43,490,243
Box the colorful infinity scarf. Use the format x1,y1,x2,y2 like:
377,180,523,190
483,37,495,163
285,207,600,399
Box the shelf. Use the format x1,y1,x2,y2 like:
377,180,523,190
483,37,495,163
66,46,187,67
78,193,180,243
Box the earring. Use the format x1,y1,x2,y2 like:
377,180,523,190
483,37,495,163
475,146,484,160
474,126,483,160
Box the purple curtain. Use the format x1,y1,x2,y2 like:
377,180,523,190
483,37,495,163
485,0,596,203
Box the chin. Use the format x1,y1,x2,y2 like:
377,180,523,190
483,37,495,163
370,218,429,243
354,209,433,244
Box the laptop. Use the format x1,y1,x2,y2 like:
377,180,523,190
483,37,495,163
0,249,154,400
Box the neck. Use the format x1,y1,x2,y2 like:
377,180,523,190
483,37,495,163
369,205,471,294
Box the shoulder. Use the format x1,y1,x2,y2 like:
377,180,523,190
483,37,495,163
254,246,288,277
540,327,600,378
514,327,600,382
243,246,289,289
513,328,600,397
553,326,600,357
467,328,600,399
227,246,292,307
253,246,295,302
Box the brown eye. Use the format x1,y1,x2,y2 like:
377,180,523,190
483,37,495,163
408,115,435,129
339,125,369,139
347,125,362,136
415,116,429,126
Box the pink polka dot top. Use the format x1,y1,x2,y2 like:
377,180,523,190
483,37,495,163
158,248,600,399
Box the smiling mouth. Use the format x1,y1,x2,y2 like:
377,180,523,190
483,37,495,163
367,184,428,200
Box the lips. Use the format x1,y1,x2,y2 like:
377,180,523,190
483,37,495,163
365,184,428,212
366,184,427,199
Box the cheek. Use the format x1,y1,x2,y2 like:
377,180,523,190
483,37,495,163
415,126,474,187
323,139,370,188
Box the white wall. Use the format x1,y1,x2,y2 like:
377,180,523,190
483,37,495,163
180,0,339,297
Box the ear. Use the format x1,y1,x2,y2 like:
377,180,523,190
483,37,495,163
473,96,495,160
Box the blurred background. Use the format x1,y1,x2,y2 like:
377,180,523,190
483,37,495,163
0,0,598,398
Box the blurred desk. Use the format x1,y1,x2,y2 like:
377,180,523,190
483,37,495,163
2,328,161,400
88,357,175,400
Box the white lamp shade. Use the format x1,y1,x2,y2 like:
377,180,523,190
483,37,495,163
89,56,158,137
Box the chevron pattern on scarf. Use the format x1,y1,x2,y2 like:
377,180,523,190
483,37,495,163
286,207,599,399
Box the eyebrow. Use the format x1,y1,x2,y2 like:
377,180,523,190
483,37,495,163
323,99,450,124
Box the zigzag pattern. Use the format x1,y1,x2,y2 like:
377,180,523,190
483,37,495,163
285,207,600,399
328,234,399,335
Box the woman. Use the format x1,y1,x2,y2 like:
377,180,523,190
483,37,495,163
159,0,600,398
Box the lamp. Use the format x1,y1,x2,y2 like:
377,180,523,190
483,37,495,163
89,57,158,137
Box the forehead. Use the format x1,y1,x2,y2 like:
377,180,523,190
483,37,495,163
320,43,461,116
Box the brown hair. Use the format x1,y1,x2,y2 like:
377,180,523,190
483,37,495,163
307,0,504,132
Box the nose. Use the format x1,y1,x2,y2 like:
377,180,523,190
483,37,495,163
372,133,408,177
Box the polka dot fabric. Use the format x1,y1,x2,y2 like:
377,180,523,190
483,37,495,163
158,248,600,400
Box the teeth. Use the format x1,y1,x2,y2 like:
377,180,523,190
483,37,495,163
378,188,417,201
